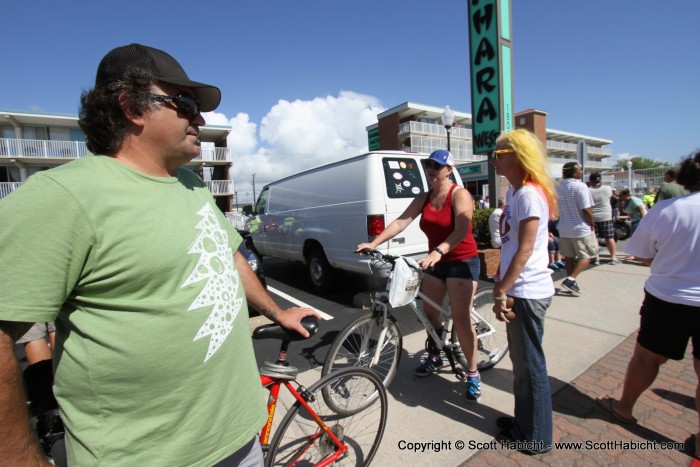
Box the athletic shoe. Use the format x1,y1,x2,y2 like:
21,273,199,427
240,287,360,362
555,260,566,269
466,374,481,402
609,259,620,265
548,262,561,271
562,279,581,296
414,355,443,377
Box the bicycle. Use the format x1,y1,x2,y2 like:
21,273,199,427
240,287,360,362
321,249,508,392
254,316,388,466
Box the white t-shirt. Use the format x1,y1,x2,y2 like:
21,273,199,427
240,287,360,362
488,208,503,248
500,185,554,299
626,192,700,306
556,178,594,238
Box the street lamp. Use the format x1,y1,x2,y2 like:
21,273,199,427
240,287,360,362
441,106,455,152
627,160,633,192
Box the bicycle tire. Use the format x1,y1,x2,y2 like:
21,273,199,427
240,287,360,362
322,311,402,393
266,367,388,467
471,288,509,370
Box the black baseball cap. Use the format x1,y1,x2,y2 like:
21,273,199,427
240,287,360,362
589,172,602,183
95,43,221,112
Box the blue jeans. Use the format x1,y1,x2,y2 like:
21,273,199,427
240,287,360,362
507,296,553,451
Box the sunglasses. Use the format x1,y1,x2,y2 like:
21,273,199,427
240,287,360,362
491,149,516,160
421,160,445,170
150,93,201,120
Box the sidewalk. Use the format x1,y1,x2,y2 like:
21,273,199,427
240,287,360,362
364,254,699,466
464,333,699,466
462,256,699,466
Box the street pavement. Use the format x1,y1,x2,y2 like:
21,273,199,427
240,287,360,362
257,248,700,465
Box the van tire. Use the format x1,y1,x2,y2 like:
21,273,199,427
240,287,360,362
307,248,336,293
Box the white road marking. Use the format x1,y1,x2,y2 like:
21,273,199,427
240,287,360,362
267,286,333,320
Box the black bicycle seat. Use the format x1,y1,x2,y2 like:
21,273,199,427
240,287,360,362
252,316,319,342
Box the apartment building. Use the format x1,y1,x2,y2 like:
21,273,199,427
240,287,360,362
367,102,613,197
0,110,234,212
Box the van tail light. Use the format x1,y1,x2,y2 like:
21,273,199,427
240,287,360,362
367,215,385,239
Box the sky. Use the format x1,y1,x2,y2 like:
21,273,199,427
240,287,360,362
1,0,697,203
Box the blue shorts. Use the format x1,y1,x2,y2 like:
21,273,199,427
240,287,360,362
424,256,480,281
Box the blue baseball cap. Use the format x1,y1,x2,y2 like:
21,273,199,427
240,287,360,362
427,149,455,167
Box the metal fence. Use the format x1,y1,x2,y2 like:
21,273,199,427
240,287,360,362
597,166,679,197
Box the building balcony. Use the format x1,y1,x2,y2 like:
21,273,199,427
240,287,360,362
0,179,233,200
547,156,614,169
546,139,612,157
206,180,233,195
0,182,22,199
0,138,231,164
399,121,472,139
0,138,89,159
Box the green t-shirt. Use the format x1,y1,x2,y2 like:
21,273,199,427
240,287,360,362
656,181,688,202
622,195,646,221
0,156,266,466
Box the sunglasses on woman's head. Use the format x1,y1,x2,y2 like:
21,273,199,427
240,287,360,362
150,93,201,120
421,160,445,170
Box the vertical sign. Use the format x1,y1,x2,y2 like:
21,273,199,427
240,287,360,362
368,128,380,151
468,0,514,154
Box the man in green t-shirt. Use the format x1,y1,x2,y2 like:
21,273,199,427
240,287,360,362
655,168,688,203
0,44,318,466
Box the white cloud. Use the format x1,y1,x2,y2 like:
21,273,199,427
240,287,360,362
219,91,385,205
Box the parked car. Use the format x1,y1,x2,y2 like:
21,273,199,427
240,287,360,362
245,151,462,293
236,229,266,288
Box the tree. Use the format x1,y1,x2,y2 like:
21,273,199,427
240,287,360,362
614,157,672,170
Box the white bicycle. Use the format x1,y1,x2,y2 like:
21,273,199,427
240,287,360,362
321,249,509,390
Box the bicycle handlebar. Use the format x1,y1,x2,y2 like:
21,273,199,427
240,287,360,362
355,248,398,264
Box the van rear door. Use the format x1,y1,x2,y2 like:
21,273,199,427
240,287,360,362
378,155,430,257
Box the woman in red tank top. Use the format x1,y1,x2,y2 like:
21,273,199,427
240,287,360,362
357,149,483,403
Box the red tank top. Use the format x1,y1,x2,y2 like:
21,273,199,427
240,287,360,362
419,184,478,262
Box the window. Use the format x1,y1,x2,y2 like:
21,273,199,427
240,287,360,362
382,157,426,199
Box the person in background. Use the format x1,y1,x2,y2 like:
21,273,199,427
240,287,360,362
588,172,619,264
0,43,317,466
16,322,55,365
489,129,558,454
546,219,565,271
489,198,505,248
618,188,647,234
642,188,656,209
655,168,688,203
597,150,700,455
555,162,597,297
357,149,483,403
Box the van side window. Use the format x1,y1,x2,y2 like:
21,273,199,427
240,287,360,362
255,188,270,214
382,158,426,198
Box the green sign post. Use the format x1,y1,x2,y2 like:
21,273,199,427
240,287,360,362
467,0,513,202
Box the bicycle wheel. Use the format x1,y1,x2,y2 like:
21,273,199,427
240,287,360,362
322,312,402,391
266,367,388,467
472,288,509,371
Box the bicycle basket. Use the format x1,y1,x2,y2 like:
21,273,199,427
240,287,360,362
387,256,422,307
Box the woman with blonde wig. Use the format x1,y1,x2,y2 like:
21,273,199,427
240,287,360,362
490,129,557,454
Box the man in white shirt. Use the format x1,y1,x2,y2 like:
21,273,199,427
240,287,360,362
488,199,504,248
588,172,618,264
555,162,597,296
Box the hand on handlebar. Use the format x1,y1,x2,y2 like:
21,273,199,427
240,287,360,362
356,243,375,254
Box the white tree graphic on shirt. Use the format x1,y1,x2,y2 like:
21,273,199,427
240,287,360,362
182,203,242,362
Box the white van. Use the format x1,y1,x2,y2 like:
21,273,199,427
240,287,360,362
246,151,463,292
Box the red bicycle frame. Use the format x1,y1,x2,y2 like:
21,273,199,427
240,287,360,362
259,375,348,466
